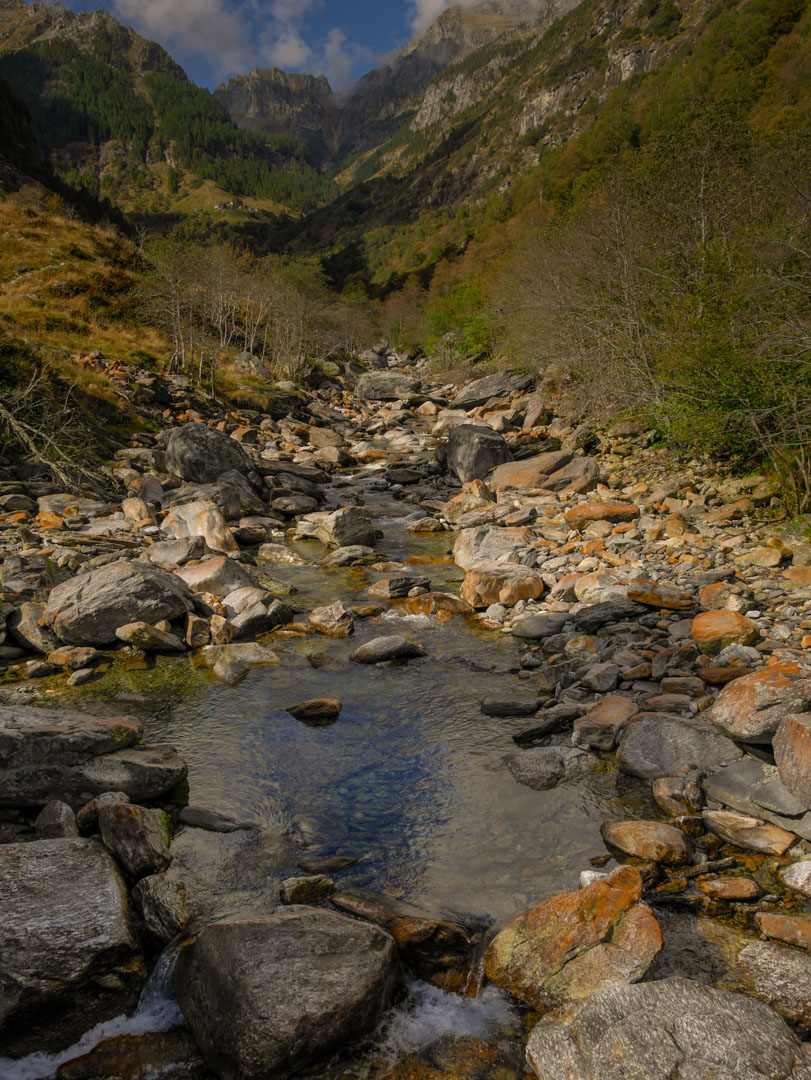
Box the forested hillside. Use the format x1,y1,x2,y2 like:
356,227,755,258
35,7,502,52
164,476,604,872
0,1,336,216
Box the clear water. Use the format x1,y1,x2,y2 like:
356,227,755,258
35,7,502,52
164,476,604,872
6,479,646,1077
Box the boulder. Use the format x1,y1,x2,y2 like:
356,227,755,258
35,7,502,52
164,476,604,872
461,563,545,608
543,456,600,493
34,800,78,839
702,757,811,840
573,695,638,751
162,499,238,555
355,371,420,400
308,601,355,637
132,873,190,945
488,450,574,491
564,501,639,531
627,579,694,610
702,809,796,854
0,838,143,1054
616,713,742,780
600,820,690,864
755,912,811,951
453,526,533,571
445,424,511,482
350,636,425,664
176,555,256,597
45,561,194,645
317,507,376,548
781,859,811,898
165,424,249,483
99,802,172,880
200,643,281,683
173,907,397,1080
453,371,532,409
55,1029,203,1080
8,601,59,654
709,663,811,744
737,941,811,1026
511,613,569,639
774,713,811,809
288,699,342,722
506,746,594,790
167,471,265,519
483,866,661,1014
691,610,758,655
144,537,209,567
525,977,811,1080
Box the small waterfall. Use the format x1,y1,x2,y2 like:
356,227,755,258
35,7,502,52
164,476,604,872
0,941,185,1080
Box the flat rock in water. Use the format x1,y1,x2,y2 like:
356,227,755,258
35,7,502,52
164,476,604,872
350,635,425,664
172,907,397,1080
179,805,259,832
481,698,543,717
0,838,143,1055
525,977,811,1079
288,698,342,722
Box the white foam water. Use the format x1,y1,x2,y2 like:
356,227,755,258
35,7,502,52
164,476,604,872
0,944,184,1080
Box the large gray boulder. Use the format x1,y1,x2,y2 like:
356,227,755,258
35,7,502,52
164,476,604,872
355,371,420,401
173,907,398,1080
445,424,511,483
453,525,534,571
166,470,264,519
526,977,811,1079
0,838,143,1055
617,713,743,780
45,560,194,645
317,507,376,548
166,424,250,483
453,371,533,409
0,705,186,808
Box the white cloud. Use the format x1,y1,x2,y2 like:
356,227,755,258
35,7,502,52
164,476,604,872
407,0,455,34
108,0,368,88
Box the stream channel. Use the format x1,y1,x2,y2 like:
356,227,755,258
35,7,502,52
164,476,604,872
3,469,652,1080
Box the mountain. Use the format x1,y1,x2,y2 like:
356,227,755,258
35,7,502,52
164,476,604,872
0,0,335,214
217,0,579,167
214,69,337,167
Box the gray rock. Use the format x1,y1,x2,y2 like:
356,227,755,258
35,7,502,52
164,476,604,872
317,507,376,548
704,758,811,841
179,805,259,833
512,613,569,639
173,907,398,1080
145,536,210,566
167,470,265,519
45,560,194,645
99,802,172,880
543,455,600,494
76,790,131,830
526,976,811,1080
482,698,543,717
453,371,533,409
573,600,648,634
132,873,190,945
356,371,421,401
0,838,143,1055
505,746,594,790
617,713,743,780
350,635,426,664
737,942,811,1026
34,799,78,839
166,424,249,483
445,424,511,482
74,747,188,806
781,858,811,898
7,601,59,654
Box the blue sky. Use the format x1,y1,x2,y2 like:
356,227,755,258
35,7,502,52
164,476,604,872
63,0,457,90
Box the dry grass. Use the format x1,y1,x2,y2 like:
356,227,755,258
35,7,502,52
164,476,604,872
0,191,169,379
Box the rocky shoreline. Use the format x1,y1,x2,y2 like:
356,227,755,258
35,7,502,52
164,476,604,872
0,350,810,1079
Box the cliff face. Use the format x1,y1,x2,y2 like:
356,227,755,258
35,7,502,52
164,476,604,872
214,68,337,164
215,0,580,164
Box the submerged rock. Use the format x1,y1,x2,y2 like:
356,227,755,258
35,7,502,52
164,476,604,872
173,907,398,1080
350,635,425,664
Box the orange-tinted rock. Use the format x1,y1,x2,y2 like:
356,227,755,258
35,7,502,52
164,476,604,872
702,810,797,854
699,581,737,610
483,866,662,1014
698,666,753,686
691,611,758,655
564,501,639,532
736,547,783,568
600,820,690,865
784,565,811,586
406,592,473,616
709,662,811,745
573,695,638,751
460,564,545,608
37,510,64,530
699,877,764,901
773,713,811,809
331,889,474,994
755,912,811,950
55,1030,201,1080
488,451,573,491
627,580,694,610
